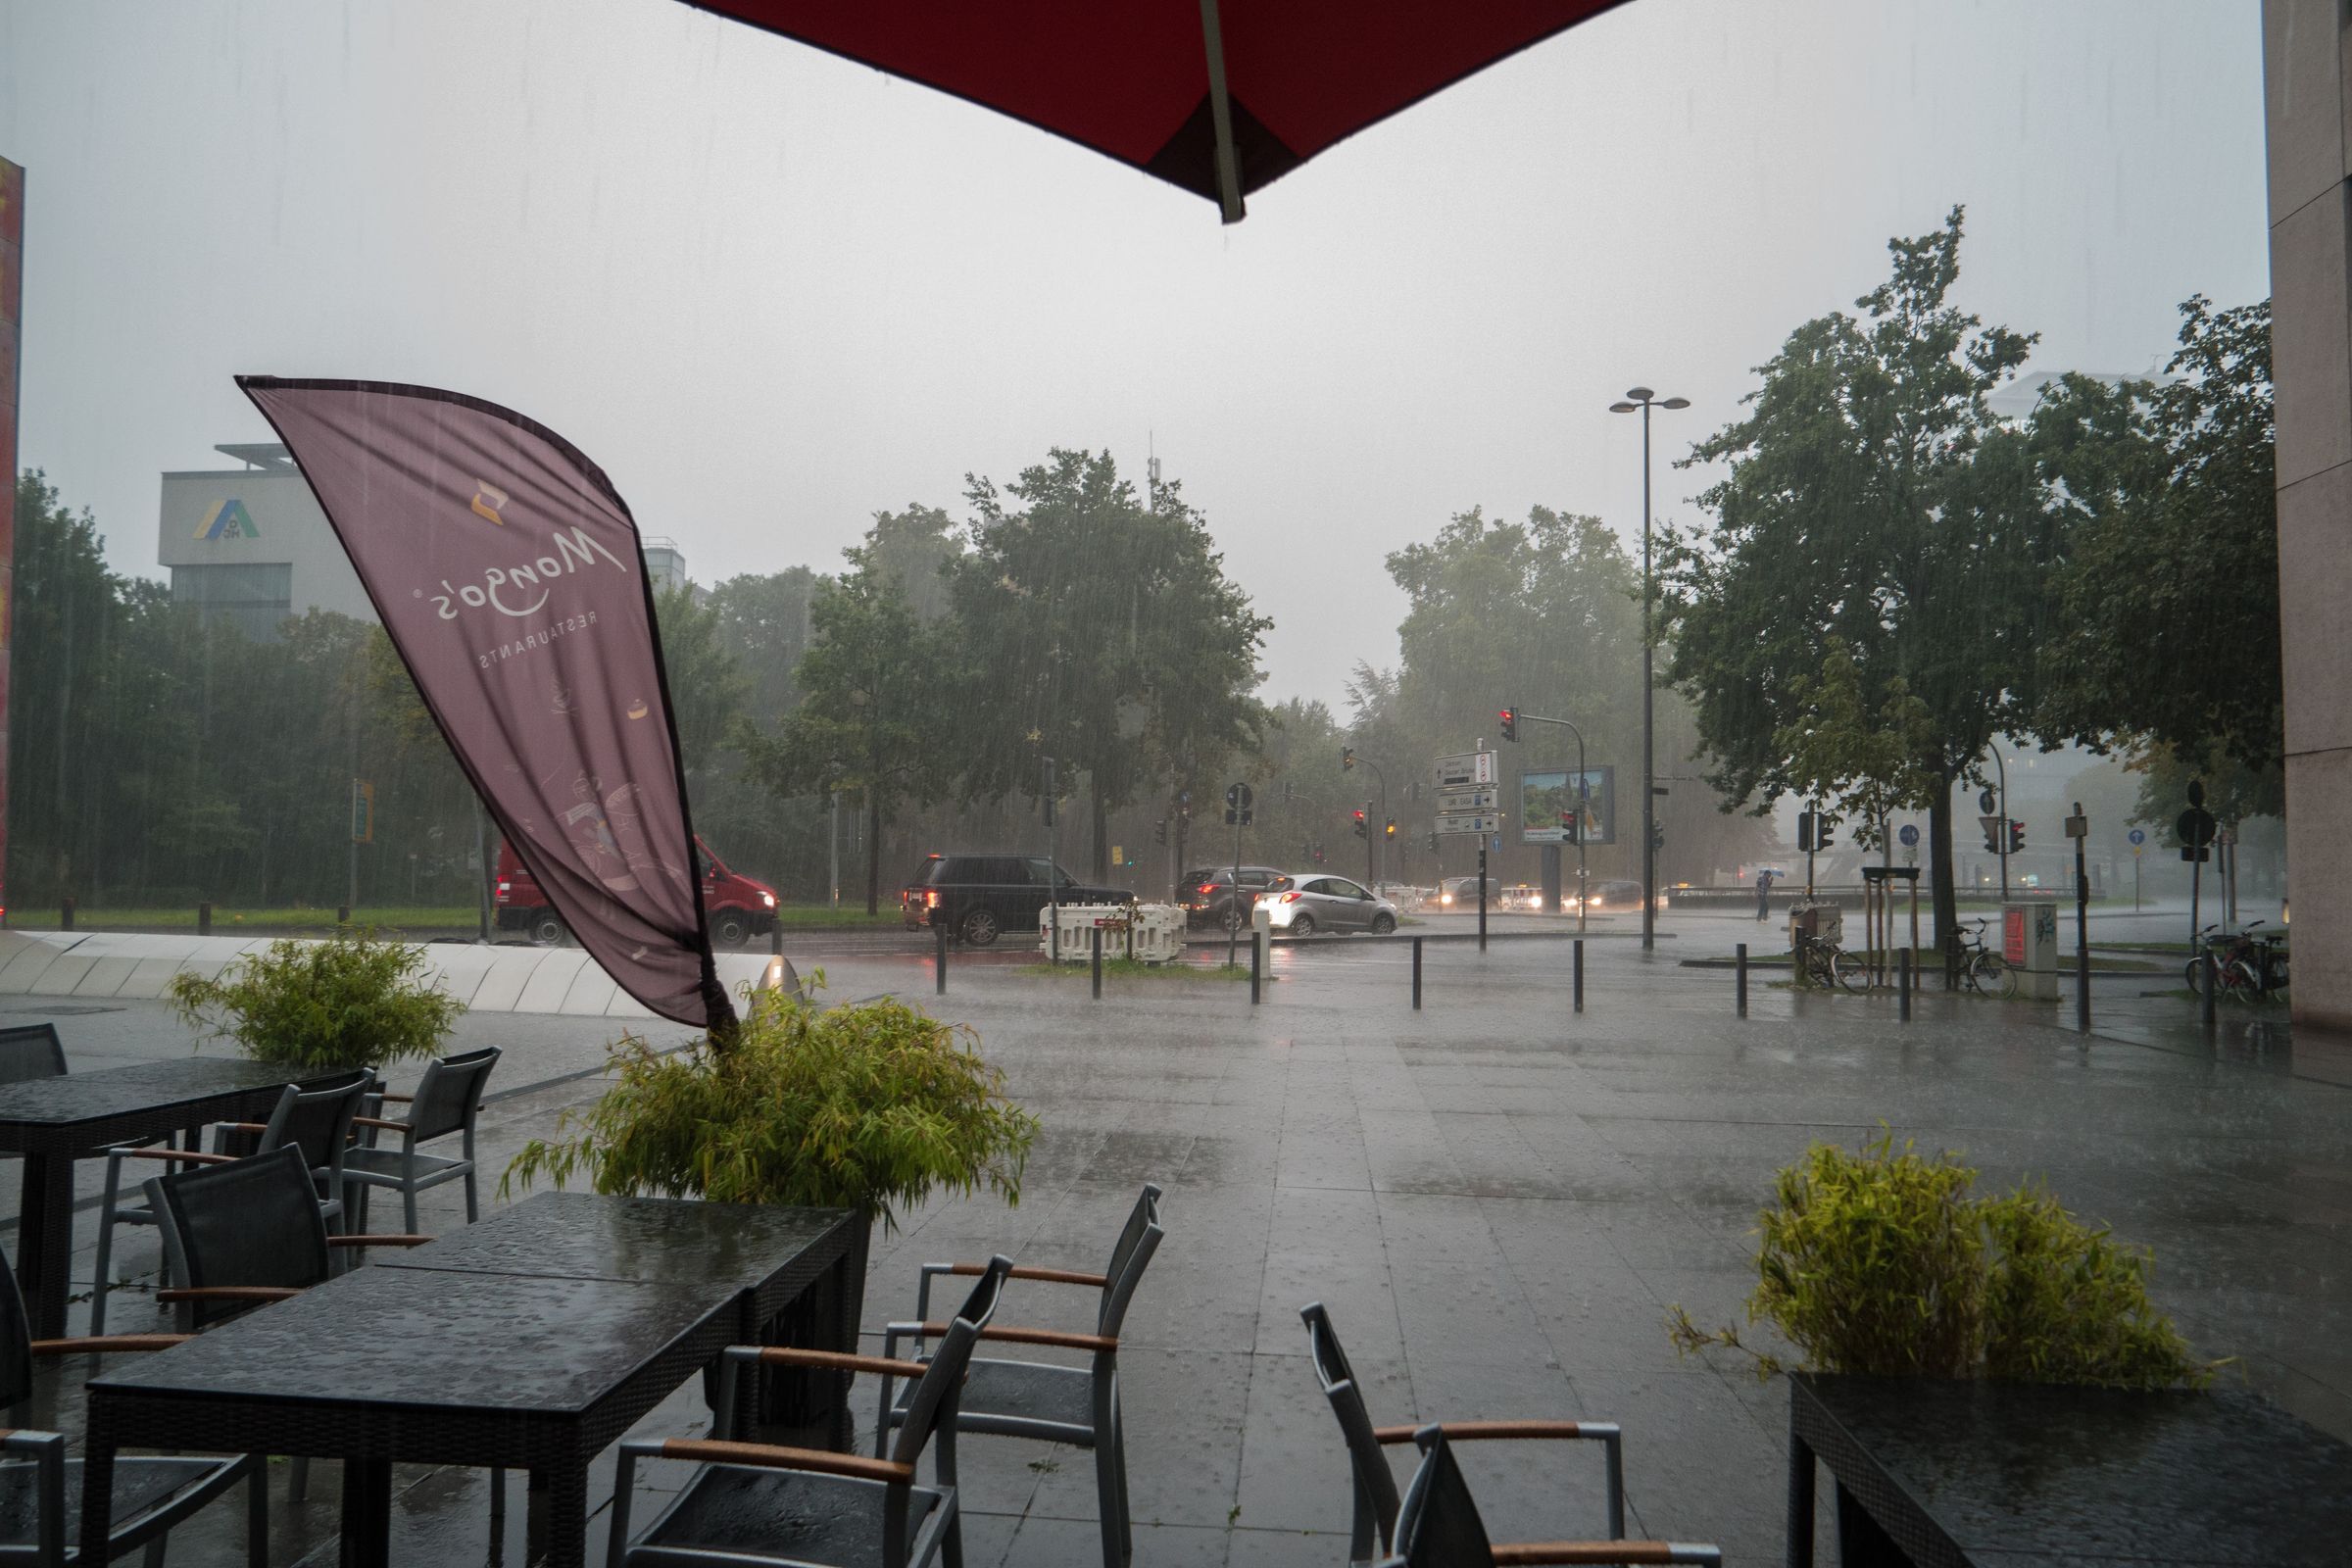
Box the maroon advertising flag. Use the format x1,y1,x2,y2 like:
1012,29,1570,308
238,377,735,1033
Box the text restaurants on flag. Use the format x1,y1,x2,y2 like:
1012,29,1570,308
238,377,737,1034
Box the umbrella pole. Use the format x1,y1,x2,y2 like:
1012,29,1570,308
1197,0,1246,222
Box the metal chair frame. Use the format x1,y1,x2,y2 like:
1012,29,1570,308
1302,1300,1627,1565
1383,1425,1720,1568
879,1183,1163,1568
608,1256,1014,1568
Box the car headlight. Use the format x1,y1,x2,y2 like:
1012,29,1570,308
761,892,776,907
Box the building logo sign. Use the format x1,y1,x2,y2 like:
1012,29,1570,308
194,498,259,541
471,481,508,525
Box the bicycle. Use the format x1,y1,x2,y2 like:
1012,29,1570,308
1952,917,2018,1000
2186,922,2278,1000
1796,931,1865,993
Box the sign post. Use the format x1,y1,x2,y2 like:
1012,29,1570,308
2128,827,2145,912
2066,804,2090,1033
2178,782,2217,957
1434,750,1501,951
1225,782,1253,968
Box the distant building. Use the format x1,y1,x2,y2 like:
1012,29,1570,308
159,444,695,636
157,443,372,639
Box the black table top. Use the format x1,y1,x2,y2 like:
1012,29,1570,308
1794,1373,2352,1566
90,1266,729,1418
375,1191,855,1294
0,1056,318,1135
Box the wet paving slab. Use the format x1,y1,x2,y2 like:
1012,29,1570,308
2,930,2344,1564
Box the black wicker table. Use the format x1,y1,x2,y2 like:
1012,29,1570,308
1788,1372,2352,1567
0,1055,330,1336
82,1265,738,1568
375,1192,867,1445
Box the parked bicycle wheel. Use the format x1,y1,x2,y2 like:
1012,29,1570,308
1973,952,2017,1000
1829,948,1867,994
2225,958,2265,1000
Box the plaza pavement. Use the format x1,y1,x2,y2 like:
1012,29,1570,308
4,921,2345,1565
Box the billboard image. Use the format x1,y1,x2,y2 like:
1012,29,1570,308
1521,766,1615,846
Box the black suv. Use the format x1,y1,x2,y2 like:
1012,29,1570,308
1181,865,1292,931
901,854,1128,947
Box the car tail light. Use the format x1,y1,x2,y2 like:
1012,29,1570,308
1198,883,1217,896
925,891,940,908
1280,891,1300,904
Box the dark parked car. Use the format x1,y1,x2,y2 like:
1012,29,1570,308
900,854,1127,947
1581,878,1646,911
1180,865,1292,931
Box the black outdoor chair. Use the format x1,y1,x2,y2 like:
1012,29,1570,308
0,1024,66,1087
1301,1300,1627,1565
342,1046,501,1233
608,1255,1015,1568
91,1068,372,1334
144,1144,435,1506
1383,1426,1721,1568
879,1183,1164,1568
0,1221,267,1566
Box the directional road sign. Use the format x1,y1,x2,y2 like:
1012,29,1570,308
1435,751,1498,788
2128,828,2145,846
1436,812,1501,837
1437,786,1499,812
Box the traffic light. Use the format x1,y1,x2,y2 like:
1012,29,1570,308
1559,809,1580,845
1982,819,2002,855
1352,808,1367,840
1815,815,1835,851
1651,826,1666,853
1796,809,1815,852
1313,841,1327,863
1499,707,1518,742
1426,831,1440,853
1384,817,1396,839
2008,820,2026,854
1153,818,1167,846
1341,747,1356,771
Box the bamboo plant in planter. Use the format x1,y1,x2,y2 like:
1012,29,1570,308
506,981,1039,1440
166,927,465,1074
1667,1133,2210,1389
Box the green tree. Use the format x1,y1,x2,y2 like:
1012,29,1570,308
1774,640,1944,850
1664,207,2046,953
653,584,750,782
740,534,951,913
2029,296,2278,776
950,450,1268,880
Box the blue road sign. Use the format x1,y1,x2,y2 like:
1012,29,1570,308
1897,824,1920,848
2128,828,2146,846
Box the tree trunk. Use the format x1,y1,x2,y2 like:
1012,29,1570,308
1929,775,1958,984
864,788,883,916
1090,771,1109,881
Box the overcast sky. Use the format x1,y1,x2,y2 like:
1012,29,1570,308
0,0,2271,711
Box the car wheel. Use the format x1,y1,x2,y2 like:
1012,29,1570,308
1220,906,1245,934
712,910,751,948
1370,913,1396,935
960,907,1002,947
528,912,565,947
1290,913,1316,937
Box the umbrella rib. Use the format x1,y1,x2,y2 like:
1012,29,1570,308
1196,0,1246,223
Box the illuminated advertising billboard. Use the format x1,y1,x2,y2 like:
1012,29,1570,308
1520,766,1613,846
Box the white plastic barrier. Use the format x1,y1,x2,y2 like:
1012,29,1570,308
1039,903,1140,962
1128,904,1186,965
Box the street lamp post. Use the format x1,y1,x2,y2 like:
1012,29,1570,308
1610,387,1690,953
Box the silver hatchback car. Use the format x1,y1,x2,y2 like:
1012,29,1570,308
1263,873,1400,936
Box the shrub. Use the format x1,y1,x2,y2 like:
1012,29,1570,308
1669,1132,2209,1389
167,927,464,1072
505,985,1038,1228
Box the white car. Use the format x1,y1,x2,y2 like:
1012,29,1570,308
1263,874,1401,936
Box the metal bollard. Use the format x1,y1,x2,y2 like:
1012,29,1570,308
1092,926,1103,1000
2201,948,2217,1031
1899,948,1912,1022
1411,937,1423,1011
198,902,213,938
935,922,948,997
1250,931,1261,1005
770,921,782,957
1573,939,1585,1013
60,897,74,933
1736,942,1748,1017
337,905,351,927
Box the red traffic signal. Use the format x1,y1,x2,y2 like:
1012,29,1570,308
1498,707,1518,742
1352,808,1367,840
2008,820,2026,853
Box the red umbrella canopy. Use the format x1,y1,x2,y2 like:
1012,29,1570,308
681,0,1628,220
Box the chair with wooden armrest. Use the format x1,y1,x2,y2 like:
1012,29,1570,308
0,1233,267,1567
144,1144,437,1508
1302,1302,1629,1566
90,1067,371,1334
607,1256,1014,1568
880,1183,1164,1568
1384,1426,1719,1568
340,1045,499,1234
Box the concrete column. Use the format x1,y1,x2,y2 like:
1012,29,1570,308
2268,0,2352,1030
